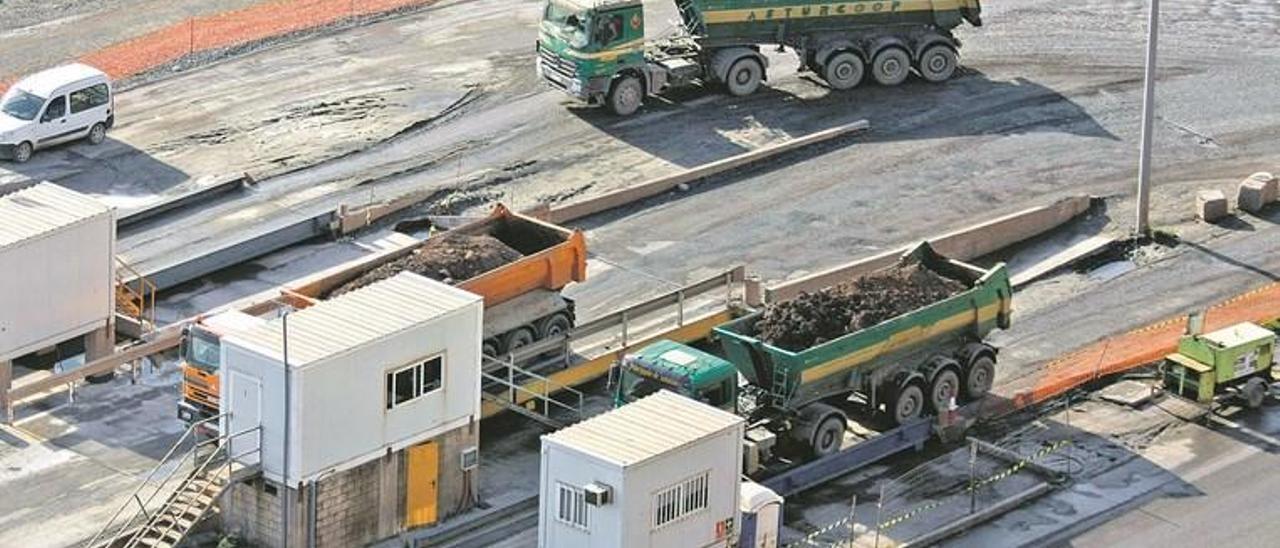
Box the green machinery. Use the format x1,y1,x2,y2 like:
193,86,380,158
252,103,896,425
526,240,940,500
537,0,983,115
615,243,1011,459
1163,320,1276,408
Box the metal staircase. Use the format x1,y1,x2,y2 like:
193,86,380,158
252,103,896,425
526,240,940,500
115,256,157,334
674,0,704,34
87,414,262,548
481,355,584,429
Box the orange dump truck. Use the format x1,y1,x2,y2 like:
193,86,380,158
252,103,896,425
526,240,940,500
178,204,588,426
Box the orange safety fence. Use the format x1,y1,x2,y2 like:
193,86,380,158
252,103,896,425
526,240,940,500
1002,280,1280,410
1,0,436,94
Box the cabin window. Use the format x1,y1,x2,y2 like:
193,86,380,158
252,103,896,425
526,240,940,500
385,355,444,409
652,471,709,529
557,482,589,529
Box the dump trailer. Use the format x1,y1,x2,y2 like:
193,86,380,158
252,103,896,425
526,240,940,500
615,242,1011,460
537,0,982,114
178,204,587,425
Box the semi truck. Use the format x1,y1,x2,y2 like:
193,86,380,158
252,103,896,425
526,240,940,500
614,243,1011,461
178,205,587,426
537,0,983,115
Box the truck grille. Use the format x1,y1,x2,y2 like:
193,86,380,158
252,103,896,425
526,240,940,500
538,46,577,82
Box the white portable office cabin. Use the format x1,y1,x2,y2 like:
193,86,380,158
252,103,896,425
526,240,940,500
220,272,483,487
539,390,746,548
0,183,114,361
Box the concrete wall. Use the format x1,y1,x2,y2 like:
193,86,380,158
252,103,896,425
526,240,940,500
221,421,479,547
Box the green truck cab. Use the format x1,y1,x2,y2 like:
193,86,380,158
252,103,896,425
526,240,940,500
1163,321,1276,408
537,0,646,108
537,0,983,115
617,242,1012,459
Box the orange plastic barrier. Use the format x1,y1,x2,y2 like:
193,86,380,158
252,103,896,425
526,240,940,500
1,0,435,94
1008,281,1280,409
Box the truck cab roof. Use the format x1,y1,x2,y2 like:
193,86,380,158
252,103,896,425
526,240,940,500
626,339,736,388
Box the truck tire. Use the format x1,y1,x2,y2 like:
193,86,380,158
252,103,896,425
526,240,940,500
537,312,573,339
482,339,501,357
917,44,958,83
796,403,847,458
725,57,764,97
1243,377,1268,409
503,327,536,355
607,75,644,116
822,52,865,91
964,356,995,401
889,382,925,426
871,47,911,86
928,368,961,414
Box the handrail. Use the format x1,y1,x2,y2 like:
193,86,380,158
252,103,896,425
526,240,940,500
86,413,225,548
482,356,585,420
115,255,158,331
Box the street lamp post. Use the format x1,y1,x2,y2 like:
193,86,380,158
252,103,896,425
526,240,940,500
1135,0,1160,236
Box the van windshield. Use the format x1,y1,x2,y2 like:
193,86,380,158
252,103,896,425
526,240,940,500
1,89,45,121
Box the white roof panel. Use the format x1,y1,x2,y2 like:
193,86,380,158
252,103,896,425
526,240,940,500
12,63,107,97
0,183,112,248
226,272,480,367
1203,322,1274,348
544,390,743,467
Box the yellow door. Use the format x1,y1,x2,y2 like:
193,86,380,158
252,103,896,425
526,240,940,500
405,441,440,528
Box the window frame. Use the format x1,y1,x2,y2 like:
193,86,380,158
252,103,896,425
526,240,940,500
652,471,710,529
556,482,590,530
41,95,67,122
384,353,446,410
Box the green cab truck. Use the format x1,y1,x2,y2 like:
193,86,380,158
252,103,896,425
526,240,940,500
537,0,983,115
615,243,1012,460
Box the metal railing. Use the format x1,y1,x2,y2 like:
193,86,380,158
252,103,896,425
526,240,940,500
481,355,585,426
115,255,157,332
86,414,262,548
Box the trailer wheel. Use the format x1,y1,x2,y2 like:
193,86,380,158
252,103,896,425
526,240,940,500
928,368,961,414
482,339,501,357
503,327,536,355
796,403,846,458
822,52,865,91
889,382,925,426
538,312,573,339
871,47,911,86
963,356,995,401
725,57,764,97
917,44,958,83
607,75,644,116
1243,377,1268,409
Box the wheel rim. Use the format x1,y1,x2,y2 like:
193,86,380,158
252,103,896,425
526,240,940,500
727,60,761,96
91,125,105,143
507,329,534,351
875,50,909,85
931,370,960,411
542,315,571,338
921,47,957,82
896,386,922,423
16,143,31,162
968,361,993,398
835,62,854,81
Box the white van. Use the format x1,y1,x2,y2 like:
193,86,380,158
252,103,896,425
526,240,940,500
0,63,114,163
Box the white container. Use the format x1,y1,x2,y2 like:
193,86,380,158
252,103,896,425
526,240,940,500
220,272,482,486
539,390,745,548
0,183,114,361
739,481,783,548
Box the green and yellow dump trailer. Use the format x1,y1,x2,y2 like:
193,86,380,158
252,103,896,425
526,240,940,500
537,0,983,114
616,242,1012,462
1163,321,1277,408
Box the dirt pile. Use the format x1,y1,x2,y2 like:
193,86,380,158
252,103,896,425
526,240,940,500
756,261,967,351
329,233,522,297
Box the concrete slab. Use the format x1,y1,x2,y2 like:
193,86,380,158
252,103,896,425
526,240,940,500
1097,379,1160,408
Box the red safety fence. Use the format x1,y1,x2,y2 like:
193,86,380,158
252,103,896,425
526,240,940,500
1002,280,1280,409
1,0,436,94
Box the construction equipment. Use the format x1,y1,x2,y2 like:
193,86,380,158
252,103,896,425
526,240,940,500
537,0,983,115
1162,319,1277,408
177,204,587,427
615,242,1011,461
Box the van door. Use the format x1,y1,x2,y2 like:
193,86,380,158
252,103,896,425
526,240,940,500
68,82,110,138
35,95,72,146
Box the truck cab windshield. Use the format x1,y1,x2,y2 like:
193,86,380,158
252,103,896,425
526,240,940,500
184,330,221,372
544,1,591,49
1,89,45,121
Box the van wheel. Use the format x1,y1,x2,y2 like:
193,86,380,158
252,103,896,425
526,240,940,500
88,123,107,145
12,141,32,163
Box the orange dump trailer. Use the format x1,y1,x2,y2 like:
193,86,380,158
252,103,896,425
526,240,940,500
178,204,587,426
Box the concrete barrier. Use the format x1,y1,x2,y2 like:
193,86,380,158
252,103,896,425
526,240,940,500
766,195,1093,303
546,119,872,224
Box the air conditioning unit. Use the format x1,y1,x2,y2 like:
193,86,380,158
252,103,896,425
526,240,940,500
460,446,479,471
584,482,612,506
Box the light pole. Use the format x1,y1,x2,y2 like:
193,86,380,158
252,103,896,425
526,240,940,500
1135,0,1160,236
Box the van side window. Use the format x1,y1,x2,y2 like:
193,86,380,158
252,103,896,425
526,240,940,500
70,84,110,114
41,96,66,122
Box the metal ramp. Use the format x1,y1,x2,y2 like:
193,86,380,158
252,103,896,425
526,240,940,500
481,355,585,429
87,415,262,548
